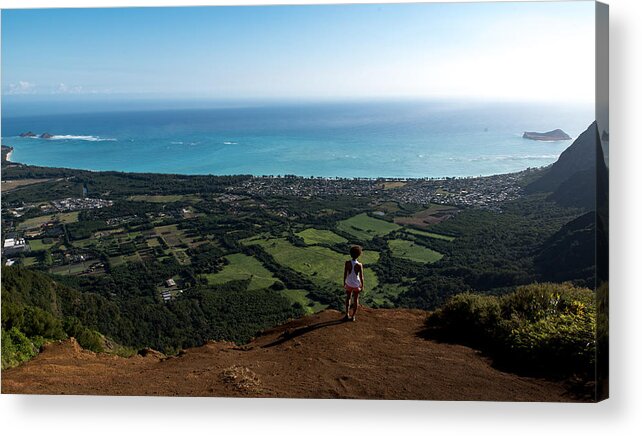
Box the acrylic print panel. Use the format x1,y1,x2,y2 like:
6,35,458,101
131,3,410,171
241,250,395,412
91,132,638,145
0,1,608,402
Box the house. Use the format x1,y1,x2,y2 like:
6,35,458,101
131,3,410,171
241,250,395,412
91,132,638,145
3,237,29,256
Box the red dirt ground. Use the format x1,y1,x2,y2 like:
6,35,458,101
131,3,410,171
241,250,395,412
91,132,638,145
1,308,580,401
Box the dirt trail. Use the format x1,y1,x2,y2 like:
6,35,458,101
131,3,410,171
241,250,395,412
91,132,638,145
2,308,577,401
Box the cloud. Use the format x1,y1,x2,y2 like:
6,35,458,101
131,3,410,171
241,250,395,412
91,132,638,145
7,81,37,95
54,83,83,94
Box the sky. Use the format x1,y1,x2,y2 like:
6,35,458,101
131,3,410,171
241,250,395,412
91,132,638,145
1,1,596,104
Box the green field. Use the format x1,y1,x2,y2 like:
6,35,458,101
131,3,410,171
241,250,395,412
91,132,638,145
296,228,347,245
108,254,141,267
245,237,379,290
202,253,278,291
387,239,443,264
22,257,38,267
280,289,328,314
336,213,401,241
28,238,57,251
18,211,80,230
404,228,455,241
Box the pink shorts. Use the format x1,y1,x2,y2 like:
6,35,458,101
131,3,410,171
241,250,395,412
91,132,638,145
344,284,361,294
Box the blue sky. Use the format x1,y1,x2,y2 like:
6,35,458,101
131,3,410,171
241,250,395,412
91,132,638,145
1,2,595,103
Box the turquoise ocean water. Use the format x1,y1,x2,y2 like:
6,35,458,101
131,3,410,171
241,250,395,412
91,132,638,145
1,100,594,179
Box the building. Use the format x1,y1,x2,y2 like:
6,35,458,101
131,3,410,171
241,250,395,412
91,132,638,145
2,237,29,256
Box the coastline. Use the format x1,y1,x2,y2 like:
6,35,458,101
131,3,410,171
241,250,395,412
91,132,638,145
1,145,14,163
0,154,541,183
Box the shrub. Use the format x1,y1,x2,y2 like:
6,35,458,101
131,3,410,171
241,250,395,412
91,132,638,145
63,317,104,353
21,306,66,340
425,283,596,378
426,292,501,346
1,328,38,369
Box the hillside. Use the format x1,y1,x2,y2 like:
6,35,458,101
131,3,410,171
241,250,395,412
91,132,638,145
1,308,578,401
534,211,596,285
526,121,598,194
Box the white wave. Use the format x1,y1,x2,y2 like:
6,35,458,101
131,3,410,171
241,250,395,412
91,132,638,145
223,141,238,145
170,141,184,145
45,135,116,142
504,154,559,160
487,154,558,161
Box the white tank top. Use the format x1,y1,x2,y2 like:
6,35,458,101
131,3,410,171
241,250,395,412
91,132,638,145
345,259,362,288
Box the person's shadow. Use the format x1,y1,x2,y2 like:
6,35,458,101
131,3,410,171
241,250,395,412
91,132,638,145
261,318,347,348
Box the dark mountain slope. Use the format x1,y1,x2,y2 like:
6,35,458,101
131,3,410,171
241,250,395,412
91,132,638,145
526,121,598,194
534,212,595,286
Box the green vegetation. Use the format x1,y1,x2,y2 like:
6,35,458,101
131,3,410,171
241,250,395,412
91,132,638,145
1,266,303,361
17,211,79,230
202,253,278,291
1,328,41,369
425,283,596,378
280,289,328,314
387,239,443,264
27,238,58,251
363,283,408,307
244,237,379,290
296,228,347,245
398,195,587,310
403,228,455,241
1,159,597,377
1,267,107,369
336,213,400,241
128,194,197,203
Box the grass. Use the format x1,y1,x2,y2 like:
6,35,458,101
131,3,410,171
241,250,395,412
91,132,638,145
296,228,347,246
108,254,140,267
17,211,80,230
280,289,328,314
244,237,379,290
22,257,38,267
336,213,401,242
202,253,278,291
28,238,57,251
147,237,161,248
1,178,51,192
387,239,443,264
404,228,455,242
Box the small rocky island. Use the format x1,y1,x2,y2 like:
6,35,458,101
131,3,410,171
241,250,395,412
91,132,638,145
523,129,571,141
19,131,37,137
40,133,54,139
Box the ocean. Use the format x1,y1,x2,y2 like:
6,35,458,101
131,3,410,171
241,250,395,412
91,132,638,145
1,100,594,179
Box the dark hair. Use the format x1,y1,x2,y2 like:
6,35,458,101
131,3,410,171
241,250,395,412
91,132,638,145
349,245,362,259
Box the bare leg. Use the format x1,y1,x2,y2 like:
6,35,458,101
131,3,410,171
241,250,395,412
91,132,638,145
345,292,352,319
352,292,360,320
